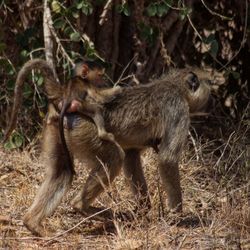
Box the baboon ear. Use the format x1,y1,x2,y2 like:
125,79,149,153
81,64,89,78
186,72,200,92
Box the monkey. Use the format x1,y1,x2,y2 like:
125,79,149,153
58,75,125,175
60,61,123,143
56,61,125,177
3,59,211,236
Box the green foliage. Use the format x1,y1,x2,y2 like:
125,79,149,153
75,0,93,16
203,34,219,57
0,42,6,52
179,6,192,20
16,27,43,50
3,132,25,150
231,71,240,80
117,2,131,16
146,3,157,17
51,0,61,13
146,1,172,17
53,18,65,29
70,32,81,42
138,23,158,46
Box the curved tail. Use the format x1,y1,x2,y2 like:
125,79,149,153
3,59,59,142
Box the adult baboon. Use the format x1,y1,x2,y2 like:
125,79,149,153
4,59,211,236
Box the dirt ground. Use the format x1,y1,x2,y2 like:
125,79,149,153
0,137,249,249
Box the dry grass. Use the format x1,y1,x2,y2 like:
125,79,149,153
0,130,249,249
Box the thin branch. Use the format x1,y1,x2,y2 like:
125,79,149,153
218,0,248,70
64,17,105,62
200,0,233,20
114,55,137,86
187,14,226,70
43,0,58,81
99,0,113,25
111,0,121,78
214,131,235,167
188,131,200,161
43,202,124,245
176,234,187,250
47,19,75,67
187,0,248,71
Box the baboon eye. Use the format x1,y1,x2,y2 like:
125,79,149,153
187,72,199,92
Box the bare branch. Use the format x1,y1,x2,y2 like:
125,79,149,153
99,0,113,26
43,0,58,81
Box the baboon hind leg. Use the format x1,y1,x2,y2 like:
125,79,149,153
123,149,151,212
71,147,122,218
23,122,74,236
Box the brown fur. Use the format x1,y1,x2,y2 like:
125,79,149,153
58,76,125,180
4,59,211,236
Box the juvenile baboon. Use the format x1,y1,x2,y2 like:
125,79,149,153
50,60,122,144
4,59,211,236
58,75,125,173
60,61,123,143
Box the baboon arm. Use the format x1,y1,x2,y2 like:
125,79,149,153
88,86,122,104
78,102,102,117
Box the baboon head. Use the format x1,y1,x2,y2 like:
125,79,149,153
183,70,211,113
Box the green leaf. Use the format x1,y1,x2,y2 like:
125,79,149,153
13,134,24,148
37,76,44,86
203,34,215,44
7,79,15,90
81,1,93,16
54,18,65,29
23,84,33,99
0,42,6,52
117,3,131,16
231,71,240,80
86,45,96,58
180,7,192,20
51,0,61,13
72,10,80,18
210,39,219,57
4,140,15,150
70,32,81,42
4,133,25,149
157,3,169,17
38,96,47,108
122,3,131,16
64,26,74,36
76,1,84,9
116,4,123,13
146,3,157,17
20,50,29,59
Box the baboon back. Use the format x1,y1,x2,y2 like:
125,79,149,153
66,77,189,153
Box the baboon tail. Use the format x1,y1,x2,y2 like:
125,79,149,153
3,59,58,143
